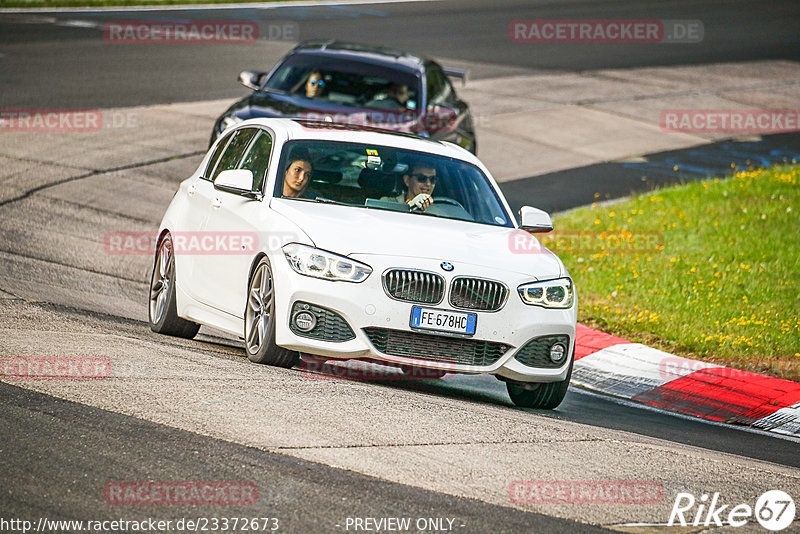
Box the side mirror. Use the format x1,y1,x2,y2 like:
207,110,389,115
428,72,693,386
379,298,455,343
423,103,459,134
238,70,266,91
214,169,260,199
519,206,553,233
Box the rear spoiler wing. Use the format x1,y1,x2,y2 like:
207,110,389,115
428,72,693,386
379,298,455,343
443,66,468,86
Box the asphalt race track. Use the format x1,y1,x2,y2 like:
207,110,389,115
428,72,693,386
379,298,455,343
2,1,800,532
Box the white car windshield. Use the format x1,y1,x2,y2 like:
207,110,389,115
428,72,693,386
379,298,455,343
275,139,513,228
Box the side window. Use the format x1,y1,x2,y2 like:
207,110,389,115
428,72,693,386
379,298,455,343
425,64,453,106
204,132,233,180
239,130,273,192
442,75,457,105
211,128,259,182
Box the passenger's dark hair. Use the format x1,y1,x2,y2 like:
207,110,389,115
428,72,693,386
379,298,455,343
285,147,312,170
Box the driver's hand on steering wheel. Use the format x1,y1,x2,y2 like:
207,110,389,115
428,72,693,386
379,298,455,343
407,193,433,211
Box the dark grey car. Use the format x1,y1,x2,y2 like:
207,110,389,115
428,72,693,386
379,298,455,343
211,40,477,154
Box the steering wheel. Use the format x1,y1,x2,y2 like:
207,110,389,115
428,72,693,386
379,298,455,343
432,196,465,210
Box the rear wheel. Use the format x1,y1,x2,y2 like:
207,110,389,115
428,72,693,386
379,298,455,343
506,359,572,409
245,257,299,368
148,233,200,339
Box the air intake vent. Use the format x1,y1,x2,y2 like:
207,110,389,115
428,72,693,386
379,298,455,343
449,277,508,311
383,269,445,304
364,327,510,367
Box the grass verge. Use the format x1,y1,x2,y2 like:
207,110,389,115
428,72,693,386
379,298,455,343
548,164,800,381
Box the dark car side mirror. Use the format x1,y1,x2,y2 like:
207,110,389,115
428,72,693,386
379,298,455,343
423,103,460,134
238,70,267,91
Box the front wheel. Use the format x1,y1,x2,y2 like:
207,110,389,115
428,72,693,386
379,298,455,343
244,257,299,368
148,233,200,339
506,359,572,409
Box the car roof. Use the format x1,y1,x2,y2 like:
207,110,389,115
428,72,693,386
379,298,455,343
289,40,427,74
239,118,477,162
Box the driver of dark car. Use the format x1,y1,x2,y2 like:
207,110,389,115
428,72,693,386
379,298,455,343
304,71,326,99
381,163,436,211
387,83,410,108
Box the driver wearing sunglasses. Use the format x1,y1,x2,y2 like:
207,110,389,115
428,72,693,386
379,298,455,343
305,71,326,99
382,163,437,211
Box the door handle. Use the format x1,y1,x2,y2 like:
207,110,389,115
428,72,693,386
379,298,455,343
212,197,222,209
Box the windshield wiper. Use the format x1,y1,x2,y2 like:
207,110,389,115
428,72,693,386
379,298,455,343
313,197,350,205
280,196,349,205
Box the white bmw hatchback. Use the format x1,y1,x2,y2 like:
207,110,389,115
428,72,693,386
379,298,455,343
149,118,577,408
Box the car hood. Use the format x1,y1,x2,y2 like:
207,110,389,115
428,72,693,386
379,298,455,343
270,200,564,279
231,91,419,132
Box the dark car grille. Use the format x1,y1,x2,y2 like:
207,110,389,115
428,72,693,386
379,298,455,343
383,269,445,305
449,277,508,311
290,302,355,342
363,327,510,367
513,335,571,368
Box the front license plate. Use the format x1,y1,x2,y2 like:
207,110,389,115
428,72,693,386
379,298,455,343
410,306,477,335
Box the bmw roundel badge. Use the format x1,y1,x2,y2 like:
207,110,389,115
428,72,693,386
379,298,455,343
440,262,454,272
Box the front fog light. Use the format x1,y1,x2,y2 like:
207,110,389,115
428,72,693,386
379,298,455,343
293,311,317,332
549,343,567,364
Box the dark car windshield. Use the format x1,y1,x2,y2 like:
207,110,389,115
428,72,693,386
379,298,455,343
264,55,421,113
274,140,512,228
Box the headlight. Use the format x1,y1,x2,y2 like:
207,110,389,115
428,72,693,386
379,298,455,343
282,244,372,283
517,278,574,308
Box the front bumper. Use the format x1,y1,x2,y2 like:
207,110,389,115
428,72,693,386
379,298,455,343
271,253,576,383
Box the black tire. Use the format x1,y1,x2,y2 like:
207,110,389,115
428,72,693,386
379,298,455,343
506,358,572,409
244,257,299,368
148,233,201,339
